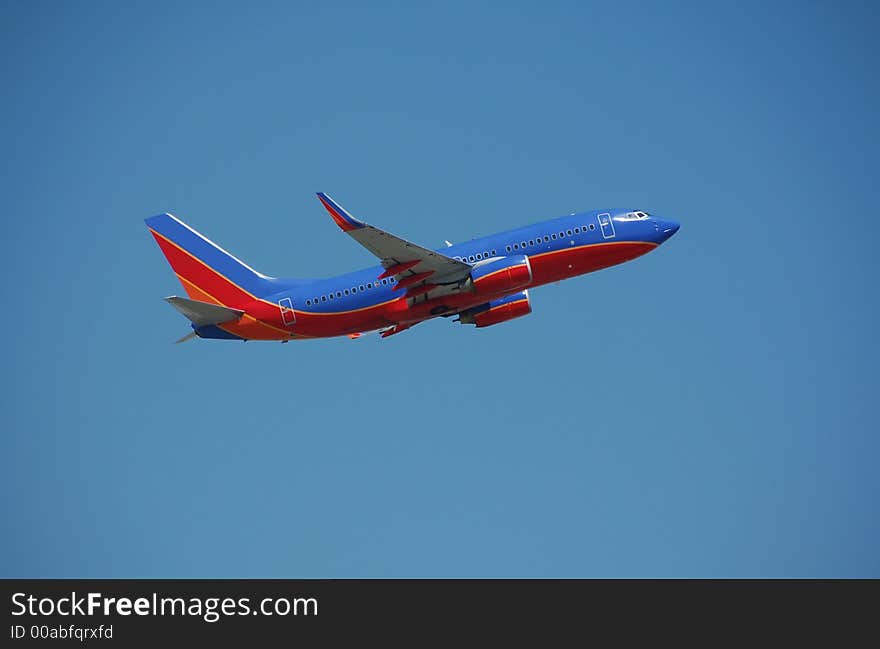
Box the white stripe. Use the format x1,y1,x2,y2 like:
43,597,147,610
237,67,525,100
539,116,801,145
165,213,274,279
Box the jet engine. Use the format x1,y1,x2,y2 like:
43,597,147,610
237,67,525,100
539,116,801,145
458,290,532,328
462,254,532,296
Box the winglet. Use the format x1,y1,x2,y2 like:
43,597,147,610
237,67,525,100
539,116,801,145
316,192,365,232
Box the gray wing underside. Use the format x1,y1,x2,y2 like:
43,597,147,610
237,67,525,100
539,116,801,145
316,192,471,284
164,296,244,327
349,226,471,282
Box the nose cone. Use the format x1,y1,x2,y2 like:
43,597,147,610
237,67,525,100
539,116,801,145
655,219,680,243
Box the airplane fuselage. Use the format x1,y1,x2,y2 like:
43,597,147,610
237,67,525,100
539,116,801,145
159,208,679,341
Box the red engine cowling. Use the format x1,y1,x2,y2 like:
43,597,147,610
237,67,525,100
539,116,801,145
459,290,532,328
464,254,532,296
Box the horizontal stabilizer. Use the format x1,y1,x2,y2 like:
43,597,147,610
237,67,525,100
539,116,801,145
175,331,199,344
164,296,244,327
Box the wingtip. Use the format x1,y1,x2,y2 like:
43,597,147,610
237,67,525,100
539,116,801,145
315,192,365,232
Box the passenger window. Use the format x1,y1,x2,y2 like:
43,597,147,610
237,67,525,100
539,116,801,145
491,249,496,255
551,233,557,240
321,296,326,302
360,285,365,291
506,245,511,252
336,291,342,297
589,224,595,231
529,240,534,246
476,253,482,260
469,255,475,262
344,289,349,296
574,227,580,234
382,279,387,285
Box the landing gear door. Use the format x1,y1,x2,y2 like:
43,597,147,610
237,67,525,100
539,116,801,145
279,297,296,327
598,212,615,239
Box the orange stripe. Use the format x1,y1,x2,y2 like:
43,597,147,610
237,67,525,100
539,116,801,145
150,229,280,308
175,275,292,339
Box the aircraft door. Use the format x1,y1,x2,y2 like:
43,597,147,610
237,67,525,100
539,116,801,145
279,297,296,327
598,212,615,239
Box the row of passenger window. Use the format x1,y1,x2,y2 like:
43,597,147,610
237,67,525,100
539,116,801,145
305,276,398,306
453,249,498,263
505,224,596,253
303,222,597,307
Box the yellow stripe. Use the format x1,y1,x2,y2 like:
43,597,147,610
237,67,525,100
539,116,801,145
529,239,657,262
296,295,401,316
151,229,279,308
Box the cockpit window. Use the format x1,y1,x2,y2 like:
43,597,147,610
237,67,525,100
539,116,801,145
619,211,650,221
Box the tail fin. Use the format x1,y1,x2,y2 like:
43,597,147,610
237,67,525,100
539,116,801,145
145,213,272,308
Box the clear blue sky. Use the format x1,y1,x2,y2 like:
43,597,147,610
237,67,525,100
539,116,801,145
2,0,877,577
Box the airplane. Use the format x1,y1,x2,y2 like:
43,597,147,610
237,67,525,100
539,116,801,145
144,193,680,342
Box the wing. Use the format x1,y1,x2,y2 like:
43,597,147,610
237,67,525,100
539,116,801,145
316,193,471,292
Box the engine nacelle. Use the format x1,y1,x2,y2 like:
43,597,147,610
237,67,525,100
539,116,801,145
462,254,532,296
459,290,532,328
